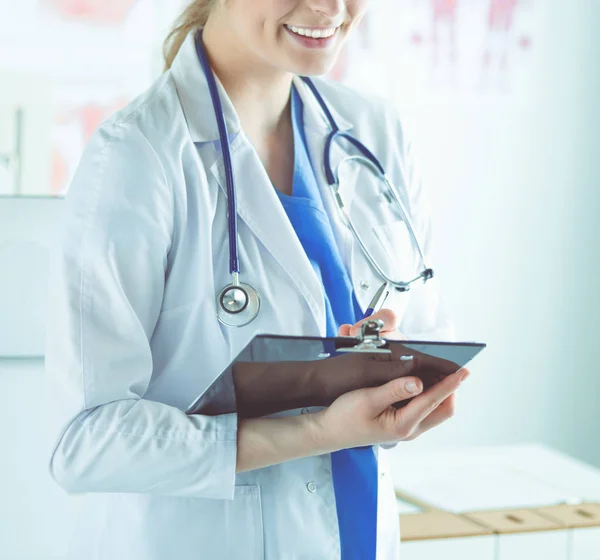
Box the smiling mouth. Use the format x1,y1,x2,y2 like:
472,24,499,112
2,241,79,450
284,24,340,39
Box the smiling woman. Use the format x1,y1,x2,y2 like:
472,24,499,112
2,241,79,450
45,1,462,559
164,0,367,76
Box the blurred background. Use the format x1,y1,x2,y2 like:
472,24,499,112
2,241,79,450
1,0,599,558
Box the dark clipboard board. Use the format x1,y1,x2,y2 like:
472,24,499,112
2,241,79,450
186,320,486,417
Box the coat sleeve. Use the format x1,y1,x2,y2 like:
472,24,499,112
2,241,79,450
45,121,238,499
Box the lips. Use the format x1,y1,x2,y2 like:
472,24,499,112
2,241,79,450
284,24,341,49
285,24,339,39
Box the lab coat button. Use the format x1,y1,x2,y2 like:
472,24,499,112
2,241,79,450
307,482,317,493
360,280,370,290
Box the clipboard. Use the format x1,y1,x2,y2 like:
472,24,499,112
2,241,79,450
186,320,486,418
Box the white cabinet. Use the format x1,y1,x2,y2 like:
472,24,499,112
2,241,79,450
0,197,64,356
495,531,569,560
572,527,600,560
395,446,600,560
400,535,495,560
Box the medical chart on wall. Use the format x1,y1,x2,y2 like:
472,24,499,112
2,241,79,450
337,0,537,102
41,0,141,25
0,0,538,196
0,0,184,195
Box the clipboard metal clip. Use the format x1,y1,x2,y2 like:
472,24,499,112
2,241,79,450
337,319,391,354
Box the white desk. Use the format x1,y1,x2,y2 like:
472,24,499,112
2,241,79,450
392,444,600,560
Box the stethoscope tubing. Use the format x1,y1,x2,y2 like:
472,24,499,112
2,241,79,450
301,76,386,182
194,29,432,324
195,31,240,277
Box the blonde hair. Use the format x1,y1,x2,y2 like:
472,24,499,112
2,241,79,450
163,0,217,71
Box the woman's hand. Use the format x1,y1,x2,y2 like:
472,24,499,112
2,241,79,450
338,308,406,340
233,307,462,419
307,309,409,403
310,343,418,405
236,367,468,473
312,368,469,452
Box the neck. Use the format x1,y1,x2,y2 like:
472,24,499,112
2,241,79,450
202,16,293,137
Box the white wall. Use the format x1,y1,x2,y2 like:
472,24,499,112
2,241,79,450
387,0,600,469
0,359,79,560
0,1,599,559
0,199,76,559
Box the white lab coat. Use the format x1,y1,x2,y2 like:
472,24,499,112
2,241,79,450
45,30,453,560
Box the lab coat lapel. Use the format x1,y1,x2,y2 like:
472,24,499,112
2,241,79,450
293,77,353,269
294,77,382,314
209,134,327,336
171,31,326,333
301,129,378,315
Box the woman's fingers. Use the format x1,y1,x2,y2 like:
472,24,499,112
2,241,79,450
338,324,352,337
383,329,408,341
348,309,398,337
406,394,457,440
339,310,406,340
365,376,423,416
398,368,468,427
318,368,469,450
339,323,405,340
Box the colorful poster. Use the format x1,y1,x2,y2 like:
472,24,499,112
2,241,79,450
326,0,537,101
41,0,140,25
0,0,540,195
16,0,173,194
51,97,129,195
401,0,536,96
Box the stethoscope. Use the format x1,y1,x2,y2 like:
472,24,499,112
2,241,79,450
194,31,434,328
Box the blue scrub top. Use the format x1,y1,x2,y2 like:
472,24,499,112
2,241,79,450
273,85,378,560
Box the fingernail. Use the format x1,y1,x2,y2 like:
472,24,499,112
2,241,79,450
405,381,420,394
459,370,470,383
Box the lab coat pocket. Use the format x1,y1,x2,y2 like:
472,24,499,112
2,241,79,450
153,485,266,559
94,487,266,560
226,485,265,559
372,220,418,281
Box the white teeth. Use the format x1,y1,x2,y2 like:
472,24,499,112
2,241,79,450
287,25,337,39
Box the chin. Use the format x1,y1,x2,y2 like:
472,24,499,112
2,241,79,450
288,57,339,78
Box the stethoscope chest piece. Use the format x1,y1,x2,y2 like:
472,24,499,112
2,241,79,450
217,282,261,327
